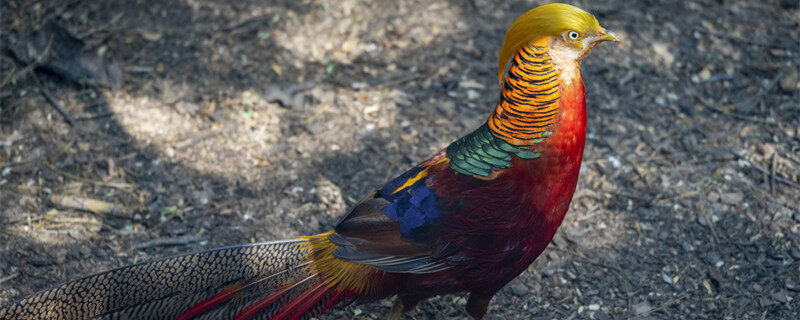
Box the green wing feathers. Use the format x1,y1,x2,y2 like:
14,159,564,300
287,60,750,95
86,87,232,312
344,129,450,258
446,124,541,176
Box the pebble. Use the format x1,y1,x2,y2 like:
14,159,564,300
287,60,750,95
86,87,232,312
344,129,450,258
607,156,621,169
789,246,800,260
595,311,611,320
771,291,788,303
466,90,480,100
588,304,600,311
633,302,652,315
779,69,798,92
511,284,528,297
719,192,743,205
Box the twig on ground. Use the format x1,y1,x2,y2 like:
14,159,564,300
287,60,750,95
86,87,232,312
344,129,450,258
33,74,74,124
607,190,652,202
74,111,115,121
172,126,235,150
549,245,622,274
700,199,720,244
696,99,772,125
50,194,132,217
148,206,190,233
133,235,206,249
0,272,19,285
0,36,53,89
770,154,777,195
730,150,799,189
44,162,134,192
631,291,691,320
371,75,425,89
0,160,31,169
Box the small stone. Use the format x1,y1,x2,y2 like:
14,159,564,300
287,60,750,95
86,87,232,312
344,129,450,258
77,142,91,152
719,192,743,205
176,101,199,115
698,214,709,227
511,284,528,297
779,69,799,92
752,284,763,292
637,207,656,219
466,90,480,100
588,303,600,311
789,246,800,260
697,67,712,81
633,302,652,315
785,282,799,292
758,143,777,159
707,268,724,288
771,291,788,303
595,311,611,320
662,274,674,284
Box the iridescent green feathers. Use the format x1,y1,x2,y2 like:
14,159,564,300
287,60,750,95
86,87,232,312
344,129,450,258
446,124,541,176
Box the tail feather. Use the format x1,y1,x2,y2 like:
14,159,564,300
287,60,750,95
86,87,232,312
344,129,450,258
176,261,312,320
231,274,318,320
175,284,243,320
0,239,337,320
270,280,330,320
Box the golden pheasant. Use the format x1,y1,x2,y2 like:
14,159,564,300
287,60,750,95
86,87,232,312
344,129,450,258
0,3,618,319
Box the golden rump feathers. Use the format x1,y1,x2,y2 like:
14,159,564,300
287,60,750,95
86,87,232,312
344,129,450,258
497,3,602,84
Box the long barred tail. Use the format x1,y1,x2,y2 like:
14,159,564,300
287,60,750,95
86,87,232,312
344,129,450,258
0,238,353,320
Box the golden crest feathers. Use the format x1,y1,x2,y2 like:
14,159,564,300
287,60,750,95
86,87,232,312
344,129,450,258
497,3,601,84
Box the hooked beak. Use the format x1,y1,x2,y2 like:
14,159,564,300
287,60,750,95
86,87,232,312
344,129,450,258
595,29,620,43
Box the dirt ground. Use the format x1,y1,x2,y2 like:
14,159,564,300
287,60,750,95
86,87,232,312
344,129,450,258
1,0,798,319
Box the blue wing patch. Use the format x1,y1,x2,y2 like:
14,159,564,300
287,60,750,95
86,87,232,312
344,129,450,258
378,167,441,237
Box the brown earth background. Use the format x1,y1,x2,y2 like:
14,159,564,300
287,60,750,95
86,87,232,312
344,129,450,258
1,0,799,319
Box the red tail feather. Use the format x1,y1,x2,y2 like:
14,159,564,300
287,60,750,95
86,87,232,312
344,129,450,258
175,284,243,320
230,283,296,320
272,280,330,320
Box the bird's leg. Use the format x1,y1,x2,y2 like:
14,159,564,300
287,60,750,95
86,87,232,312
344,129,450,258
388,295,419,320
466,291,495,320
388,298,404,320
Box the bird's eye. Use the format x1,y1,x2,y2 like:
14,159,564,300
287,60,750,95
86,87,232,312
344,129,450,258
568,31,580,40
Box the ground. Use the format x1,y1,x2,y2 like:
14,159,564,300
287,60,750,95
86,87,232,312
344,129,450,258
1,0,799,319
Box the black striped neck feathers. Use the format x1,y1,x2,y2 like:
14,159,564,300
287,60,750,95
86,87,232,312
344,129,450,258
445,44,564,177
488,44,560,146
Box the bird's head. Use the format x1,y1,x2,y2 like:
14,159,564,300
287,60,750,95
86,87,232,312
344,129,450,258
498,3,618,83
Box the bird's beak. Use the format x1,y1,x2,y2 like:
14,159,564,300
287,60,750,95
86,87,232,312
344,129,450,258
595,29,619,43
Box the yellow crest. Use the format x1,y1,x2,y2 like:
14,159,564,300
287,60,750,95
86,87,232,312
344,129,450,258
497,3,601,84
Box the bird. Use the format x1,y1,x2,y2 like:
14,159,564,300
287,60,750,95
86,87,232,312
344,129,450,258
0,3,618,320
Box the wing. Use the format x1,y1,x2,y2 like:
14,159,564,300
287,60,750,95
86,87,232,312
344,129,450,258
446,123,541,176
331,124,539,274
330,154,451,274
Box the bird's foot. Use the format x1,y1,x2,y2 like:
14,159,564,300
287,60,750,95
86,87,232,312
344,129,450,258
388,298,404,320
